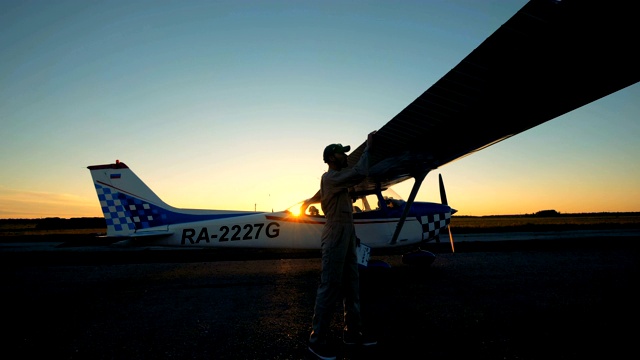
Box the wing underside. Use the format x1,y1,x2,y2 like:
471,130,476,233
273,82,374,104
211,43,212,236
348,0,640,192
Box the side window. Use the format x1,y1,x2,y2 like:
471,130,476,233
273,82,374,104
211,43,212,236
352,194,379,212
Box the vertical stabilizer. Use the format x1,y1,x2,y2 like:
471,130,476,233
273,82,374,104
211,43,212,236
88,160,260,238
88,160,171,237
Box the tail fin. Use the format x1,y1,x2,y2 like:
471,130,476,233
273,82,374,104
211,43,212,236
88,160,260,238
88,160,173,237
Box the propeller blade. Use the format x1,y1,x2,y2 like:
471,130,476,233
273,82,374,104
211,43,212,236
448,225,455,253
439,173,448,205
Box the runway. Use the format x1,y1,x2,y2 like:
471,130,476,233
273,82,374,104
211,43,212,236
2,233,638,359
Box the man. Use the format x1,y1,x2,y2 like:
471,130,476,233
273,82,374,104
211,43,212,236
304,132,377,360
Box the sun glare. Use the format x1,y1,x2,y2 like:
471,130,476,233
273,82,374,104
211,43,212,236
286,201,304,216
290,207,302,216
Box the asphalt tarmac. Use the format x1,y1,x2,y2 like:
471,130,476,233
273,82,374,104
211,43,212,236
2,235,638,360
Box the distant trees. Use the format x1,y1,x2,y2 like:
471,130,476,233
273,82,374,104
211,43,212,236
534,210,560,216
34,217,106,230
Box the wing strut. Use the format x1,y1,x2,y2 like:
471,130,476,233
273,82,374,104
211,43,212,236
390,171,428,245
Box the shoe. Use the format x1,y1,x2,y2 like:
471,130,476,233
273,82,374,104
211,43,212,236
343,331,377,346
308,342,337,360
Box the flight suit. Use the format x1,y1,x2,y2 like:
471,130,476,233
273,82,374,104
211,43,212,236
309,148,369,345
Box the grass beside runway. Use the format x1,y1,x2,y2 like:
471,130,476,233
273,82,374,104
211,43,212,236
450,212,640,233
1,213,639,239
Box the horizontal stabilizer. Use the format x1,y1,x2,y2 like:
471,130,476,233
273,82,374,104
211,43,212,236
130,230,174,238
95,229,174,240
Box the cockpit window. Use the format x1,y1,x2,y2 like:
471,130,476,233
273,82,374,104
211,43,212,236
288,187,405,216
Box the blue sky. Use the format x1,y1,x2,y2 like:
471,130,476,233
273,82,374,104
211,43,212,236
1,0,638,219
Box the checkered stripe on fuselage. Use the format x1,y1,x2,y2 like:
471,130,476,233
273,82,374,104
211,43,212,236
421,213,450,240
95,184,166,232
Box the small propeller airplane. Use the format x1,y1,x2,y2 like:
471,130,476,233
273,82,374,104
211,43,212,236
87,0,638,266
88,159,455,266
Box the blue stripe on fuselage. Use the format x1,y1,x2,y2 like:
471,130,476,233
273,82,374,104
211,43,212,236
96,184,260,230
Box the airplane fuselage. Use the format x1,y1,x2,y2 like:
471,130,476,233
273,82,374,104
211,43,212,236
88,161,454,252
135,210,433,249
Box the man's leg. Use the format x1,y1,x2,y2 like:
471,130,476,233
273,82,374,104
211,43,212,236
309,223,348,344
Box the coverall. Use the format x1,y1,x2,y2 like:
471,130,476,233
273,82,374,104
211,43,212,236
309,147,369,345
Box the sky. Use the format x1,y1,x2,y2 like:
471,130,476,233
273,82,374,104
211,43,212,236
1,0,638,219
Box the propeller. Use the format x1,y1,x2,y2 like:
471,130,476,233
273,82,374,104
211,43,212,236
439,174,455,253
448,225,455,253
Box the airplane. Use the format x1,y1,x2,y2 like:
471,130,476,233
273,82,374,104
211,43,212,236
87,0,639,266
88,159,454,267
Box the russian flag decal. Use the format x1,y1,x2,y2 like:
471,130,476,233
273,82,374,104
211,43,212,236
110,174,121,179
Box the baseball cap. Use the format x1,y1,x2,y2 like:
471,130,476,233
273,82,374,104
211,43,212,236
323,143,351,162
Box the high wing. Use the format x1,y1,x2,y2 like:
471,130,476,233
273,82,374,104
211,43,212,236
348,0,640,193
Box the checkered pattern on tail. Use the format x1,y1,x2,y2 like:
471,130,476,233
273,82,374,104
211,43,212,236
421,212,451,241
95,184,168,235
